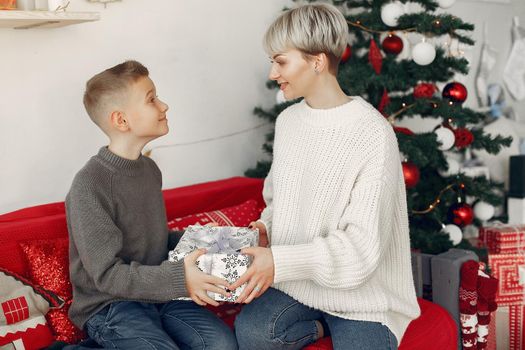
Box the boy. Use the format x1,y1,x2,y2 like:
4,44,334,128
65,60,237,350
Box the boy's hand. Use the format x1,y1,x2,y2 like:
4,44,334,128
230,246,274,304
183,249,231,307
248,221,269,247
205,222,219,227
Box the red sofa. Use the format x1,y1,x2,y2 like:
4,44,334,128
0,177,457,349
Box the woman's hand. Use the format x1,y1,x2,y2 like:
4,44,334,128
183,249,231,307
230,246,274,304
248,221,269,247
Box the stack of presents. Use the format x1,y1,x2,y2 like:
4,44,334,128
475,155,525,349
477,224,525,349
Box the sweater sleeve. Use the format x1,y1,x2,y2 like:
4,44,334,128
271,135,400,290
66,182,188,301
257,165,274,235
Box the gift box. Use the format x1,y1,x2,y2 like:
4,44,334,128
488,253,525,306
479,225,525,254
486,253,525,349
168,225,258,302
489,305,525,350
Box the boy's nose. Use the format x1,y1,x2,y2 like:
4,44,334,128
158,99,169,112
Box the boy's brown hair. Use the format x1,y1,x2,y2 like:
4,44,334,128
83,60,149,127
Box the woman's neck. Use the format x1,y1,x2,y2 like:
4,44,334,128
304,75,350,110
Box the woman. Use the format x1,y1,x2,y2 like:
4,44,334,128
231,4,420,350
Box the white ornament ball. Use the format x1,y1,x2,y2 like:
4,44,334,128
412,41,436,65
381,2,404,27
438,157,460,177
474,201,495,221
434,127,455,150
276,89,286,104
437,0,456,8
443,224,463,245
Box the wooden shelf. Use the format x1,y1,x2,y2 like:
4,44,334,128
0,10,99,29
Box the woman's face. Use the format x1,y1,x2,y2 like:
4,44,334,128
268,49,316,101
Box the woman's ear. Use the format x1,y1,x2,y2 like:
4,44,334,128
313,52,329,74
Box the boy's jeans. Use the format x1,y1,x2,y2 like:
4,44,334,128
234,288,398,350
72,300,237,350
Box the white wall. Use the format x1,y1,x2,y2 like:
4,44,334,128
1,0,524,215
0,0,289,214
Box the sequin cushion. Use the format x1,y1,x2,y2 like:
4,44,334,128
167,199,263,231
19,239,85,344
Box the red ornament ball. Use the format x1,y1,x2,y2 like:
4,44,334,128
442,82,468,103
454,128,474,148
447,202,474,227
382,34,404,55
413,83,437,99
402,161,420,189
341,45,352,63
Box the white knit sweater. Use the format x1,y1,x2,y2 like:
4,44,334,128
258,97,420,343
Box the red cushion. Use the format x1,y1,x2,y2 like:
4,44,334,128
0,267,61,350
19,239,85,344
167,200,263,230
0,214,69,278
398,298,457,350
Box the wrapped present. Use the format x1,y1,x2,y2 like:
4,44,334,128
488,254,525,306
479,225,525,254
490,305,525,350
168,225,258,302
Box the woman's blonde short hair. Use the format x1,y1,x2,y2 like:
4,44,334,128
263,3,348,73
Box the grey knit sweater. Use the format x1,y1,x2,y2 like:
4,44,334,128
65,147,187,329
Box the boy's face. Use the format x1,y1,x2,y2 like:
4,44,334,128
121,76,169,141
268,49,316,101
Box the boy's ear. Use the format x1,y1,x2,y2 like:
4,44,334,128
109,110,129,132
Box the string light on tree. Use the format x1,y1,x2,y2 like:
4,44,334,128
412,40,436,65
381,2,404,27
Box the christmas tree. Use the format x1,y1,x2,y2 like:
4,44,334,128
246,0,512,254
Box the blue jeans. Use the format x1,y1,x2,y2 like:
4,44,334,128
67,300,237,350
234,288,397,350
